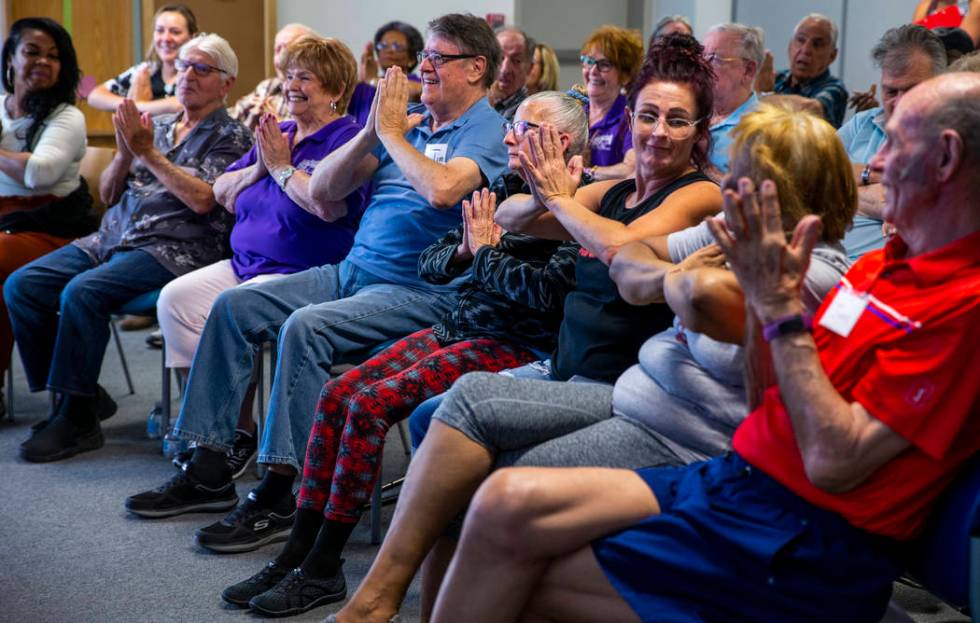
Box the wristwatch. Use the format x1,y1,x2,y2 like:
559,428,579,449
274,165,297,191
762,313,813,342
860,164,872,186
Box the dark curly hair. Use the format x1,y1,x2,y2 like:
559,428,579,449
1,17,80,151
374,21,424,72
629,33,715,171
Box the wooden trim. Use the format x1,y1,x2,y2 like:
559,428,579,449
264,0,276,79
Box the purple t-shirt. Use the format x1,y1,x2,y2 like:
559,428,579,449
587,94,633,167
348,74,421,127
225,117,368,281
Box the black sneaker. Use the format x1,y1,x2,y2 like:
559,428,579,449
248,566,346,617
227,429,257,480
172,447,193,471
194,491,295,553
19,413,103,463
221,560,290,607
29,386,116,434
125,470,238,518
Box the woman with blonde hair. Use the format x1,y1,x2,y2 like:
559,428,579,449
525,43,560,94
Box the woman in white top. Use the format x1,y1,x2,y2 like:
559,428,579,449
86,3,197,115
0,17,92,415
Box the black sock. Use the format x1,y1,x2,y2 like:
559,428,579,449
274,508,323,569
300,519,358,578
188,446,231,487
251,470,295,508
62,393,98,427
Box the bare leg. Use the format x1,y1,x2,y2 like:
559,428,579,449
431,466,659,623
333,421,493,623
420,537,457,622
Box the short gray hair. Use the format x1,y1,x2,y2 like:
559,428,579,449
652,15,692,40
180,32,238,80
794,13,838,48
708,23,766,73
872,24,947,76
949,50,980,72
495,25,536,63
520,91,588,158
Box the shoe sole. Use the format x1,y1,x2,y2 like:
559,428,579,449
220,591,255,608
126,496,239,519
196,525,292,554
229,451,256,480
19,430,104,463
248,588,347,617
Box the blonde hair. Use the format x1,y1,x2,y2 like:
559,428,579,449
729,104,855,242
581,25,645,86
281,36,358,115
533,43,560,92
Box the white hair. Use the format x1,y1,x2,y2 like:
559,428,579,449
520,91,589,158
708,23,766,74
794,13,838,48
180,32,238,80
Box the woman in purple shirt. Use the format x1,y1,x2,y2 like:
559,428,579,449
578,25,644,180
157,36,367,389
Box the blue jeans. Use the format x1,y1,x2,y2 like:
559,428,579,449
174,260,455,471
4,245,174,395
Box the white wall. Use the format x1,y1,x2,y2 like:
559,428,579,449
278,0,515,59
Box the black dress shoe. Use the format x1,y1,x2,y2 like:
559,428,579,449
19,413,103,462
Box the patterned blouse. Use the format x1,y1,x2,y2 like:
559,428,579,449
418,174,580,352
74,107,253,276
105,62,175,99
229,77,290,132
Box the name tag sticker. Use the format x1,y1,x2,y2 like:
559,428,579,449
819,288,868,337
425,144,448,163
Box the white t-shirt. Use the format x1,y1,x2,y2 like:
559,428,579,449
0,96,86,197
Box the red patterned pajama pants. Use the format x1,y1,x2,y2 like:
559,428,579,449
296,327,537,522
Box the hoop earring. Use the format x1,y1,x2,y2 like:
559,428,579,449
5,66,13,86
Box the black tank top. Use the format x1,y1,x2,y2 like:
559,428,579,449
553,171,713,382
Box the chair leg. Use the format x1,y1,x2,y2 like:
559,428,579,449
110,320,135,395
5,365,13,422
370,477,382,545
395,420,410,456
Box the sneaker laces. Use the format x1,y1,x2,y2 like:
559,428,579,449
152,470,191,493
270,568,306,594
222,493,266,526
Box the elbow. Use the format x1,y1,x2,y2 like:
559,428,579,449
313,200,347,223
188,194,218,215
310,173,345,205
426,187,460,211
494,208,522,231
802,454,856,494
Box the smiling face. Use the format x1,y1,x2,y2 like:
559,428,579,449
176,49,232,111
880,50,936,121
581,46,623,104
629,80,699,178
283,63,337,119
11,28,61,93
493,30,530,99
377,29,412,72
418,35,478,112
787,17,837,82
153,11,192,65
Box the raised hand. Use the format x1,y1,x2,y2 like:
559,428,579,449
518,123,580,208
463,188,502,255
753,50,775,93
257,113,292,173
848,83,878,112
113,99,155,158
359,41,380,83
128,63,153,102
706,177,822,321
375,67,425,140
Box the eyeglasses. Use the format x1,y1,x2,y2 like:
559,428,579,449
375,42,407,52
502,120,540,138
632,112,703,138
175,58,227,77
703,53,745,67
580,55,614,73
417,49,478,67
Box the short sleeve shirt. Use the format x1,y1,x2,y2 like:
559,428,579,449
344,97,509,288
228,77,289,132
74,107,254,276
225,117,367,281
734,229,980,540
774,69,848,129
105,62,174,99
708,93,759,174
586,94,633,167
838,107,888,262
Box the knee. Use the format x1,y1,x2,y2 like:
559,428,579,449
464,469,545,555
3,264,32,308
59,271,107,313
279,306,326,346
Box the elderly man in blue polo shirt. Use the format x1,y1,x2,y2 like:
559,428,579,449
756,13,848,128
126,14,509,554
702,23,764,175
837,24,946,262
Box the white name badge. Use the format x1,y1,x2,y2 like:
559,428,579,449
425,143,448,163
818,287,868,338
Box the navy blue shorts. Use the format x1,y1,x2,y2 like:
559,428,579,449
592,453,903,623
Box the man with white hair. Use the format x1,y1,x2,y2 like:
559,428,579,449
230,22,316,130
8,33,253,462
757,13,848,128
703,23,764,174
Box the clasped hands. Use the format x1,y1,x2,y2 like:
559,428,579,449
519,122,583,210
253,112,292,180
371,66,425,141
706,177,822,322
456,187,503,260
113,99,155,160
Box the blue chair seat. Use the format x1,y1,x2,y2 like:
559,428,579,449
115,289,161,316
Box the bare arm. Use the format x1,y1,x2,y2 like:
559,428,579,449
590,148,634,182
309,90,380,208
87,83,182,115
709,178,910,493
138,148,219,214
961,0,980,46
0,150,31,185
99,149,134,206
213,165,261,213
663,264,746,344
494,177,614,240
608,239,674,304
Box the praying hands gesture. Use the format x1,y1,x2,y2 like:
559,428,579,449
359,41,380,83
706,178,822,323
518,123,583,209
375,66,425,141
113,99,155,159
456,188,502,260
127,63,153,102
257,112,292,174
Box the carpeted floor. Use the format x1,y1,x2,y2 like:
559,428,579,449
0,325,971,623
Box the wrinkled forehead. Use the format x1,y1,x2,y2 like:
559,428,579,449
424,34,461,54
794,19,833,42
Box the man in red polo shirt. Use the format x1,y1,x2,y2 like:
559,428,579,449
413,72,980,623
